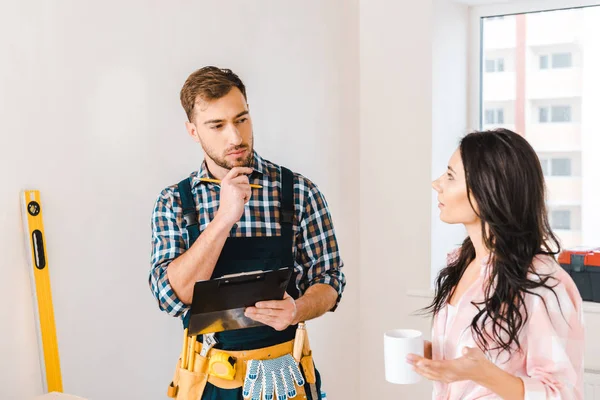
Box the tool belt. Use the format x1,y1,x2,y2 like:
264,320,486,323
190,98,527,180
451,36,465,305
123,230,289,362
168,334,316,399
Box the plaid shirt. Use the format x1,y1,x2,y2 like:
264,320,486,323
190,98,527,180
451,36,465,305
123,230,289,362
432,250,584,400
149,151,345,319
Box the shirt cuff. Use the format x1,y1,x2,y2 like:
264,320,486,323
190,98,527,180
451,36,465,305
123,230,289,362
155,271,189,317
309,275,343,312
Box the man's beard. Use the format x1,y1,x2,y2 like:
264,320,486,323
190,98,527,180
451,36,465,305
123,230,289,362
203,140,254,170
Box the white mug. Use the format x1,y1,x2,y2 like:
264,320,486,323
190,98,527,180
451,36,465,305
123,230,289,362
384,329,423,384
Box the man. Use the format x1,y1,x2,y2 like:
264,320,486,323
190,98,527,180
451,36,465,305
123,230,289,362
149,66,345,400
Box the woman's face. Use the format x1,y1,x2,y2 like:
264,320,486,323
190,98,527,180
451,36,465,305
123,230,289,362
432,150,479,225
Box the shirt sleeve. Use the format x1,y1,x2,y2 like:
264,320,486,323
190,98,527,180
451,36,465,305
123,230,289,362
148,188,189,318
295,178,346,311
520,269,584,400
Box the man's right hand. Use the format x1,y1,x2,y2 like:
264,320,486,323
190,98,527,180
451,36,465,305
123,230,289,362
215,167,254,227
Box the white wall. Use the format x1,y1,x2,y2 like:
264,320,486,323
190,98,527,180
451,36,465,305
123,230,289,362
359,0,435,398
0,1,359,399
8,1,596,399
430,0,470,287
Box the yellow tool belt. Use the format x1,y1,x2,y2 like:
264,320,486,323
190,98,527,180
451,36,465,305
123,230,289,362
168,339,316,399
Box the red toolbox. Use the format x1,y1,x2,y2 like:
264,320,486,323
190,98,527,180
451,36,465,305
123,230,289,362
558,247,600,303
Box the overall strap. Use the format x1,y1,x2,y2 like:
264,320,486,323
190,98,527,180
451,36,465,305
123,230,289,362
177,177,200,247
280,167,295,240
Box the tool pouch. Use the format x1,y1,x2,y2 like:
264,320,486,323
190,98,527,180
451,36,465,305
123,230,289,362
300,352,316,384
168,356,209,400
297,325,321,399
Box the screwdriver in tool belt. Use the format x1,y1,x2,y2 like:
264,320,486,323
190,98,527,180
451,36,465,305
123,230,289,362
181,328,189,369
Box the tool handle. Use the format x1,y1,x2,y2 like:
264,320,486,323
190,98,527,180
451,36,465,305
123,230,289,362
293,322,306,362
181,329,189,369
188,336,197,372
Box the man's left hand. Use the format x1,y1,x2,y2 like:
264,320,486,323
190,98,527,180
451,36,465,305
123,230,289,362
245,292,297,331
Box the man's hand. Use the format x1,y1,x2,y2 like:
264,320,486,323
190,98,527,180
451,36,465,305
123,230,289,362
244,292,297,331
215,167,253,227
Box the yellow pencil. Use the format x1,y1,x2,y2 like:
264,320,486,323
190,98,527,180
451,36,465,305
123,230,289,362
200,178,262,189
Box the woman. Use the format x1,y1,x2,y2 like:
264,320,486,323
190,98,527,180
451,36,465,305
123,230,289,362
407,129,584,399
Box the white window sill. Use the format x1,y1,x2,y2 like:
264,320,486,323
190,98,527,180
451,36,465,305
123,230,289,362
407,289,600,314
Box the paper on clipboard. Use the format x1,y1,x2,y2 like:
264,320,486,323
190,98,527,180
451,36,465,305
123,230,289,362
187,267,293,336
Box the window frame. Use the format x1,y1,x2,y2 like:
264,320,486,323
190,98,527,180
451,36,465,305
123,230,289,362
468,0,599,131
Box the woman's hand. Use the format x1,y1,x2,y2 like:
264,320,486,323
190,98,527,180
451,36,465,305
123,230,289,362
406,346,491,384
424,340,432,360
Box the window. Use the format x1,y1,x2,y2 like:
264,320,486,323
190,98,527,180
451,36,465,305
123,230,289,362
551,105,572,122
551,52,572,68
539,52,573,69
497,58,505,72
540,55,549,69
539,106,572,123
539,107,549,123
539,158,549,176
551,158,572,176
484,108,504,124
551,210,571,230
538,154,579,177
427,2,600,285
472,3,600,256
484,58,505,73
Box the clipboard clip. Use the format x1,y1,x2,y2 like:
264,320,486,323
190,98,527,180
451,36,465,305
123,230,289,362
217,270,268,286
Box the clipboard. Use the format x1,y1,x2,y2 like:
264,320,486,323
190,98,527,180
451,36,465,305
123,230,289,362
188,267,293,336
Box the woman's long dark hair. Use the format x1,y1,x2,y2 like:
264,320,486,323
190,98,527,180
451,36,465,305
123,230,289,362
425,129,562,356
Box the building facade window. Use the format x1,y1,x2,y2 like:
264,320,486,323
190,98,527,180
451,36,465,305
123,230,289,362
551,210,572,230
484,58,505,73
484,108,505,124
538,105,572,123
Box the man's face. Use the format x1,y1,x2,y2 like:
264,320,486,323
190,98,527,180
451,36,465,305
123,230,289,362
186,87,253,171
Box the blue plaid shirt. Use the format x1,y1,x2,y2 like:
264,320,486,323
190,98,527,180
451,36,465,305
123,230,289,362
149,152,346,319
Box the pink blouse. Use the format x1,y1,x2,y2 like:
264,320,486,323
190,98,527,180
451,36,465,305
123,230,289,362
432,250,585,399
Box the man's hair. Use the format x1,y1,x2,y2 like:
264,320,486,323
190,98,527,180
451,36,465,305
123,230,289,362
180,66,247,122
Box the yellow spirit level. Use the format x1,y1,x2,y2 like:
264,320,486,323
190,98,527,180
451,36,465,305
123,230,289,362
21,190,63,393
